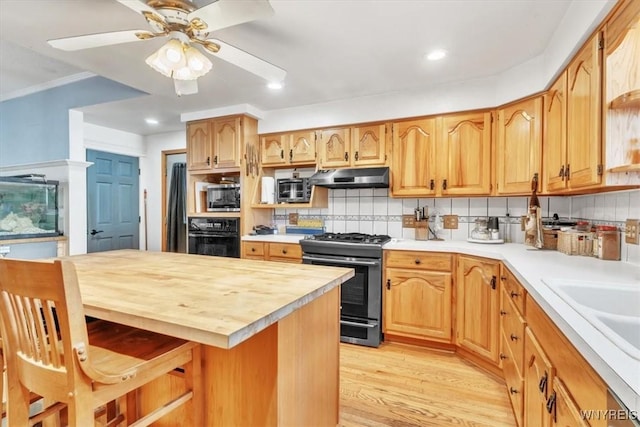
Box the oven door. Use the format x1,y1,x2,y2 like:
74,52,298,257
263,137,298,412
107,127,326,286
302,253,382,347
188,232,240,258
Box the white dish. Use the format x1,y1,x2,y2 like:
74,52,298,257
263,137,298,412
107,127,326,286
467,238,504,244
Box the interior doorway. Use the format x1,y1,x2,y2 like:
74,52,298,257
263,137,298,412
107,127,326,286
162,149,187,252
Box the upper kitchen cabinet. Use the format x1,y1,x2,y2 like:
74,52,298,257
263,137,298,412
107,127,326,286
544,72,568,193
496,96,543,195
566,32,603,189
260,130,317,167
438,112,492,196
187,116,243,172
187,120,213,171
391,118,437,196
603,0,640,183
318,124,388,169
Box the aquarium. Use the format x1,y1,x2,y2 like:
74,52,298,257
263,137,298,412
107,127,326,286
0,176,60,239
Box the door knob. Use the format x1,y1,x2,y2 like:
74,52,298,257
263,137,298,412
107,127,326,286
90,229,104,236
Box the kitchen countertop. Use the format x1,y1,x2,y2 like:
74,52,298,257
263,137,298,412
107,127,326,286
63,249,353,349
384,239,640,413
242,234,308,244
242,234,639,412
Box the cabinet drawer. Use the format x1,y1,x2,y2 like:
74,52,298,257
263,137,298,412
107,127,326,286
243,242,265,257
385,251,452,271
501,267,526,315
268,243,302,260
502,333,524,427
501,289,526,374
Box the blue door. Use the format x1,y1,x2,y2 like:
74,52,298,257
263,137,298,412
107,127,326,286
86,150,139,253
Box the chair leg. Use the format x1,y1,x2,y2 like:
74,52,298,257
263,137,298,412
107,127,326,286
7,382,30,426
66,395,96,427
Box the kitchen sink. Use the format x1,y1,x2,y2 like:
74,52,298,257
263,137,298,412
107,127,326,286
542,278,640,360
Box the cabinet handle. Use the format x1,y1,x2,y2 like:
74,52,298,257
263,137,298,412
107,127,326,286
546,392,556,415
510,291,520,298
538,372,548,394
531,172,539,191
442,179,447,190
559,165,565,179
565,164,570,180
206,156,210,166
414,259,421,265
282,249,288,254
386,279,391,290
344,152,349,162
490,275,497,290
501,275,507,281
354,151,359,161
280,149,284,159
251,247,256,252
499,353,508,360
430,179,435,190
213,155,218,165
289,149,293,161
509,387,519,395
510,334,518,342
500,310,507,316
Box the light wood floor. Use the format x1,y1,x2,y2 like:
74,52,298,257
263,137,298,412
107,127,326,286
339,342,517,427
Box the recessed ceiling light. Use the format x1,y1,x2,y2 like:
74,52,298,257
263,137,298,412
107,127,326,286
426,49,447,61
267,82,283,90
145,118,159,125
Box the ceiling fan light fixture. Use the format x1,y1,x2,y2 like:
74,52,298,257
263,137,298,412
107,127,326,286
185,45,212,76
145,49,173,78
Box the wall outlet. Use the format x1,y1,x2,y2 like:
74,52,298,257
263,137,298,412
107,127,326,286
288,213,299,225
625,219,639,245
443,215,459,229
402,215,415,228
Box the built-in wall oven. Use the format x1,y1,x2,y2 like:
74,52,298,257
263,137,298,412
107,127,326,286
188,217,240,258
301,233,390,347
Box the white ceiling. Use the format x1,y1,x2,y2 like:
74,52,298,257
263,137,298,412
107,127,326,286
0,0,611,136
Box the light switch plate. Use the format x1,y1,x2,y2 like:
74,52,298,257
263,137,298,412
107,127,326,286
443,215,459,229
625,219,639,245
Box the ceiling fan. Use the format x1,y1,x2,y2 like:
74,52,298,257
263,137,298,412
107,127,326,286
47,0,286,95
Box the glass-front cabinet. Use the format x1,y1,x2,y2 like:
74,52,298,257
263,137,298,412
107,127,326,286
0,176,60,239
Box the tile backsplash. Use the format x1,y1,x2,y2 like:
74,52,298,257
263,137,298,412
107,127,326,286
273,188,640,265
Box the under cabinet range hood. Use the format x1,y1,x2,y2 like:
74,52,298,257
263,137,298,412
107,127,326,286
310,167,389,189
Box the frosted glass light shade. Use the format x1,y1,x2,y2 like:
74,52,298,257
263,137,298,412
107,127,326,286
146,39,212,81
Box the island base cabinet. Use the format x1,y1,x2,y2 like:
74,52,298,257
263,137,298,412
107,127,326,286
203,286,340,426
502,333,524,427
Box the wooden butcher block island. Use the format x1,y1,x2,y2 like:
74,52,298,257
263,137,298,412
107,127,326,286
60,249,354,427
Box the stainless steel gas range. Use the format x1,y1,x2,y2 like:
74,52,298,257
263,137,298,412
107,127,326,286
300,232,391,347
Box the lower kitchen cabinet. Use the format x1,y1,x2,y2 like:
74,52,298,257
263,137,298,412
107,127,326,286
524,328,554,427
456,255,500,364
502,332,525,427
241,241,302,263
383,251,453,343
549,377,590,427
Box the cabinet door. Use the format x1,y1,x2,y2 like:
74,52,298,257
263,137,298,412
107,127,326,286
438,112,492,195
550,378,589,427
544,73,568,192
261,134,287,166
319,128,351,168
524,329,554,427
267,243,302,263
385,268,452,342
391,118,437,196
496,97,543,194
566,33,602,188
289,131,317,165
212,117,241,169
456,256,500,363
352,124,387,166
187,121,213,170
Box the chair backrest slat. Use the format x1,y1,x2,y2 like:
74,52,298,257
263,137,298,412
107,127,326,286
43,300,62,368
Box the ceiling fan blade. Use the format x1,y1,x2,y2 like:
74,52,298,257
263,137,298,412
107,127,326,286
115,0,164,21
48,30,154,51
188,0,274,32
207,38,286,83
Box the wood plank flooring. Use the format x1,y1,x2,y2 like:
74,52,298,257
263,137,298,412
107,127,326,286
339,342,517,427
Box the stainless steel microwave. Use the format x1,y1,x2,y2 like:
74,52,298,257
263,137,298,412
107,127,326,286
277,178,311,204
207,183,240,212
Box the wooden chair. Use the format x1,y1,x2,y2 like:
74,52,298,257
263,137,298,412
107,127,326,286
0,258,203,427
